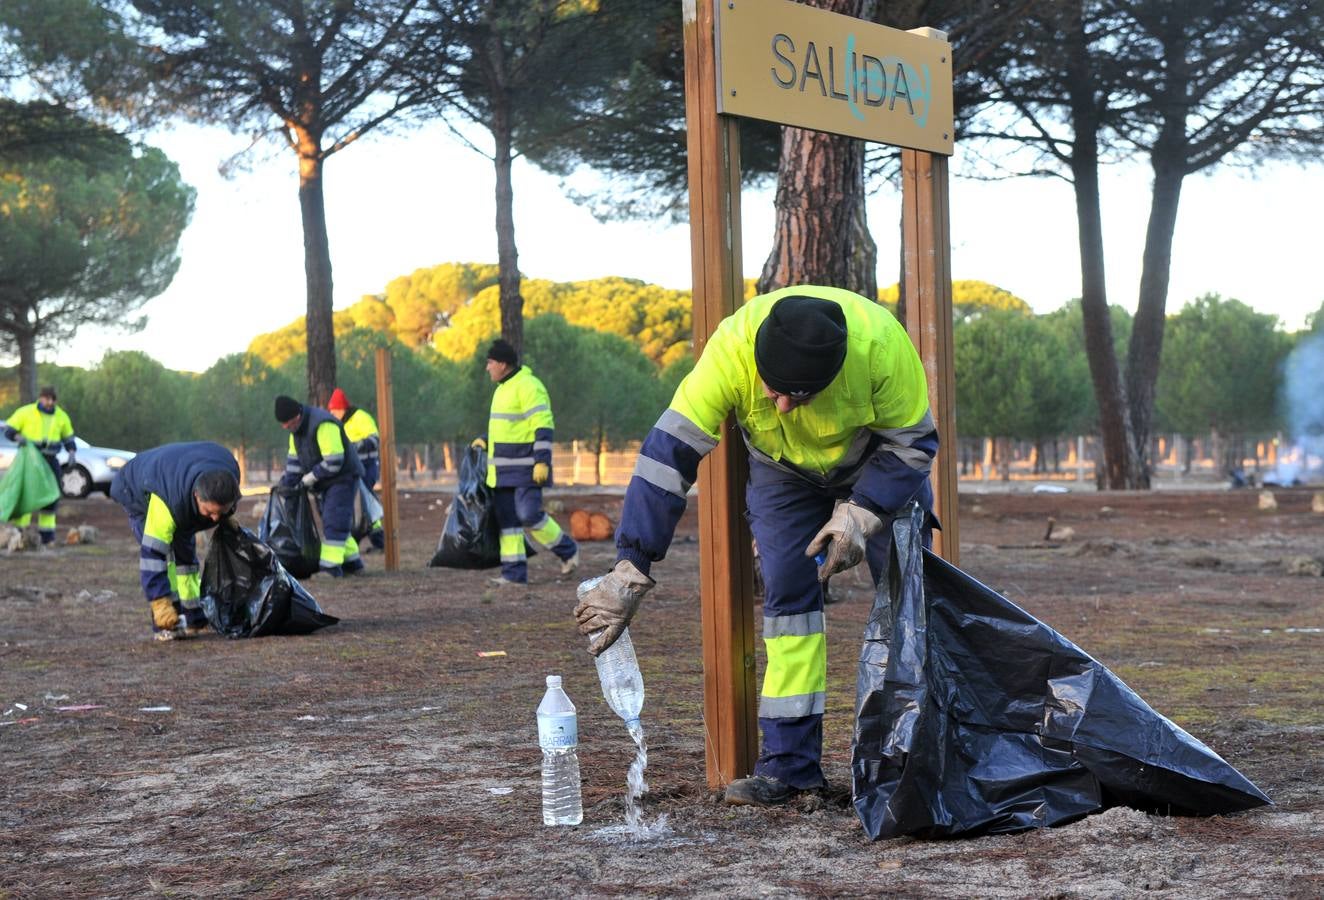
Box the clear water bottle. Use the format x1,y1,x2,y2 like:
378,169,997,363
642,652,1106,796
536,675,583,826
592,627,645,728
578,576,646,728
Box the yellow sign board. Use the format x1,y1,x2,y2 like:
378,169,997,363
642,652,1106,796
715,0,953,155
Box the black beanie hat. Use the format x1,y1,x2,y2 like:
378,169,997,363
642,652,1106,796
754,296,848,396
274,395,302,423
487,339,518,367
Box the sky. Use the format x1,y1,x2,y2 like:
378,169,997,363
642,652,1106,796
56,119,1324,374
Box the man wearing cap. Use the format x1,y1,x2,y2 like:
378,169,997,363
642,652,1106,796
4,385,77,545
475,339,580,585
274,394,366,576
327,388,385,551
574,285,938,807
110,441,242,640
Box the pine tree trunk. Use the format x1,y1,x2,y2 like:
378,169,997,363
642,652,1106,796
1125,157,1185,489
758,125,876,295
17,327,37,403
492,99,524,356
1064,2,1142,489
297,131,336,407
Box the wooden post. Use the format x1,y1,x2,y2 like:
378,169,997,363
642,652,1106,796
374,347,400,571
683,0,758,789
901,149,959,564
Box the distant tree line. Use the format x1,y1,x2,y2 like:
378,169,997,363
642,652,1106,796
5,269,1320,486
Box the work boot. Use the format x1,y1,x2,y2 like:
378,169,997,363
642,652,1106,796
322,566,345,578
723,775,797,807
559,550,580,576
152,628,178,643
370,529,385,551
343,558,366,576
488,575,526,588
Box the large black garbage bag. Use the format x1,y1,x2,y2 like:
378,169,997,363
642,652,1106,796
430,444,500,568
852,505,1270,840
352,480,384,542
259,487,320,579
200,525,339,638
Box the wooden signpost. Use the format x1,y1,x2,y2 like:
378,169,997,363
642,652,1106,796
374,347,400,572
682,0,958,788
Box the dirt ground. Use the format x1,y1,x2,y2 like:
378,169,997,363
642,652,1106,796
2,484,1322,898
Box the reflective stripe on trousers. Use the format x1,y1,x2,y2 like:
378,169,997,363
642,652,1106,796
745,458,899,789
492,486,577,583
318,479,357,571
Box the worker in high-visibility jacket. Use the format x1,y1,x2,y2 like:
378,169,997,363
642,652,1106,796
327,387,385,551
4,385,77,545
110,441,242,641
274,395,366,576
474,339,579,585
574,287,939,808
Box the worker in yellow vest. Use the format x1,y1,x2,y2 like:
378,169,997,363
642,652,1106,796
575,287,939,808
474,339,579,585
4,385,77,545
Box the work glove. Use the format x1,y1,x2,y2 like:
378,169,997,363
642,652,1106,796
470,437,486,451
574,559,655,656
66,451,76,466
300,471,318,489
532,462,549,485
150,597,180,631
806,501,884,580
13,436,26,446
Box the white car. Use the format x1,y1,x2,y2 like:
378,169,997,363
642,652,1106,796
0,435,135,498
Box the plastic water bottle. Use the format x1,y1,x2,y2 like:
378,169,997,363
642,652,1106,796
591,627,645,728
536,675,583,826
578,576,645,727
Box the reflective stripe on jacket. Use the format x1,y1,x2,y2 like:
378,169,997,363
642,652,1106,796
616,285,938,574
485,366,554,488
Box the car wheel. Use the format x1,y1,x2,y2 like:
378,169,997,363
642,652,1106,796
61,464,93,499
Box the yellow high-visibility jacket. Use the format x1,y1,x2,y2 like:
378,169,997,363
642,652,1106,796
616,285,938,574
485,366,555,488
4,402,76,456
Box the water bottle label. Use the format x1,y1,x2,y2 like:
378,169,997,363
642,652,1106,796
538,713,577,749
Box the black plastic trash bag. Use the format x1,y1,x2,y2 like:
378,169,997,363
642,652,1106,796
200,525,339,638
352,480,384,542
852,505,1270,840
259,486,320,579
430,443,501,568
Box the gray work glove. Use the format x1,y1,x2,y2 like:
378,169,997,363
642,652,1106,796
574,559,655,656
806,501,884,580
300,470,318,489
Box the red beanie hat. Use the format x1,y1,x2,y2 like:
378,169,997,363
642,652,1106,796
328,388,349,411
